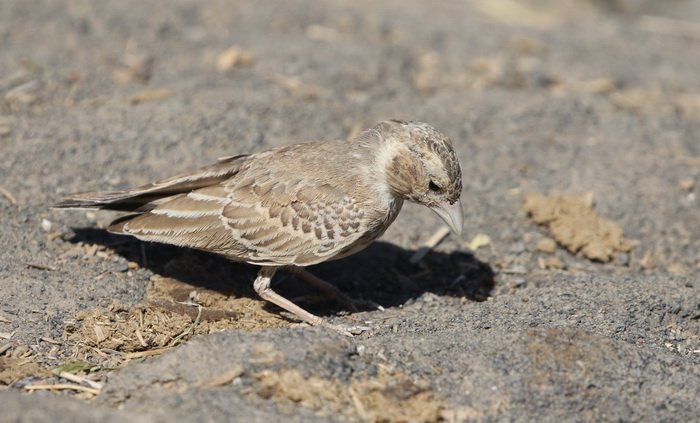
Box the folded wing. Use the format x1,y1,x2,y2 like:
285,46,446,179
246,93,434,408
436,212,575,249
101,158,371,266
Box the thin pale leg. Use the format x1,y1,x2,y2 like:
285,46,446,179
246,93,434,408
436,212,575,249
253,267,368,336
285,266,381,312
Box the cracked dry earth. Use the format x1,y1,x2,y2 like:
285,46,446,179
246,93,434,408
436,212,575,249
1,0,700,422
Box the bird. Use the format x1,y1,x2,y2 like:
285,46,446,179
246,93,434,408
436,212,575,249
55,120,463,336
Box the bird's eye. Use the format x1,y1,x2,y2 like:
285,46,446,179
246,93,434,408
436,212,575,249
428,180,442,192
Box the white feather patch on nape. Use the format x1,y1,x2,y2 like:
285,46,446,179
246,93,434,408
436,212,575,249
369,141,398,208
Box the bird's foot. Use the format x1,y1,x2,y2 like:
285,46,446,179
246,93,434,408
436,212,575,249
255,268,371,337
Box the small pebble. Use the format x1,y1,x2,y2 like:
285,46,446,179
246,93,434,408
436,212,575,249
679,178,695,192
0,116,13,136
422,293,438,303
506,265,527,274
40,218,52,232
509,242,525,254
216,47,254,72
613,252,630,267
468,233,491,251
538,257,565,270
536,238,557,254
114,261,129,272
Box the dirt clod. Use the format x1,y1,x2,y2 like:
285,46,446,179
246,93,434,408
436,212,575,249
678,178,695,192
538,256,566,270
111,46,154,84
65,302,197,354
523,193,633,262
147,275,288,330
251,368,445,422
215,47,255,72
535,238,557,254
0,357,50,385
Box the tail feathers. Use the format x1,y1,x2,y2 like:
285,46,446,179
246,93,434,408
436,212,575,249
53,191,166,211
53,154,248,212
106,214,135,234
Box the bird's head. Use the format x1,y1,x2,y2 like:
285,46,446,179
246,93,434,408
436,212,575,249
370,120,464,236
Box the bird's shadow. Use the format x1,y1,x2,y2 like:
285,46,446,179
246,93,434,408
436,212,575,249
69,228,495,316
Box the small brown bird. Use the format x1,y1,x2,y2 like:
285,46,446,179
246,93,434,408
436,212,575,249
55,120,463,335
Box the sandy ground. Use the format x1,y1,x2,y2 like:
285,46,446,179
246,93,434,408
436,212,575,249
1,0,699,421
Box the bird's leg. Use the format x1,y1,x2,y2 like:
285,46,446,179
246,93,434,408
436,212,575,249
253,267,368,337
285,266,381,312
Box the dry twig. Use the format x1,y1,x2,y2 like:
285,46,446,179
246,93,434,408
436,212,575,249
25,263,56,271
24,383,100,395
410,226,451,264
168,302,202,347
122,347,170,360
0,186,17,205
57,371,104,390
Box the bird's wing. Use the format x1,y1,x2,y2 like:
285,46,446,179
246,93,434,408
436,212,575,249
111,159,374,266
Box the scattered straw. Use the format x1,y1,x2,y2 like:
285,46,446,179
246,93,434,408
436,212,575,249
135,329,148,348
129,88,171,105
348,386,369,421
251,368,446,421
24,383,100,395
0,344,11,355
57,371,103,390
93,323,106,343
25,263,56,271
122,347,171,360
168,303,202,347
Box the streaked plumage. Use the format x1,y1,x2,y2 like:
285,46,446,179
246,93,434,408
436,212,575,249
55,120,463,335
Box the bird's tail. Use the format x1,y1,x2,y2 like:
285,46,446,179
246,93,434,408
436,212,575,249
54,154,248,212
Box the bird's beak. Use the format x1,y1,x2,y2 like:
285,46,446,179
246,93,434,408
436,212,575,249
430,199,463,236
